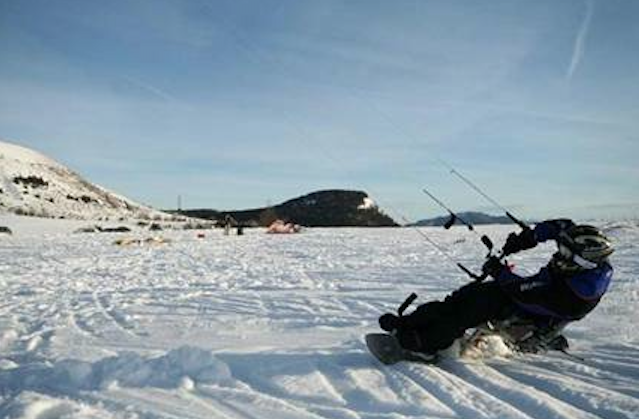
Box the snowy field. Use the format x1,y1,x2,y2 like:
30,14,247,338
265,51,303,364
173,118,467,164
1,215,638,419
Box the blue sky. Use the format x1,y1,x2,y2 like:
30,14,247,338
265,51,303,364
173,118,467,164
1,0,638,221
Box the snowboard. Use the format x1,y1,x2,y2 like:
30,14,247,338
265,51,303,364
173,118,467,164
365,333,438,365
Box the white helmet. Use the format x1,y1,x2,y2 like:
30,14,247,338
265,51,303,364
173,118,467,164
553,225,614,270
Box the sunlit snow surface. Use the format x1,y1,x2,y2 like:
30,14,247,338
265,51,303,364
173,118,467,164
1,216,638,418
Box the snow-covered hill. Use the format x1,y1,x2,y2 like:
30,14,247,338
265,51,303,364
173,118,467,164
0,139,175,221
0,220,637,418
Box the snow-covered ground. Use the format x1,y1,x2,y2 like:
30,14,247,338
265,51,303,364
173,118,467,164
1,215,638,418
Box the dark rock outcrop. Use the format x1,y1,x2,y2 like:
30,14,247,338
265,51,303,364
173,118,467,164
13,175,48,188
178,190,398,227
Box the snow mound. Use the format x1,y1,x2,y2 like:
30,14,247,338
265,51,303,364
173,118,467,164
88,346,232,389
0,392,113,419
1,346,231,394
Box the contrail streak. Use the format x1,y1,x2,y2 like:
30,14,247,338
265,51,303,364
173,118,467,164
122,75,177,102
567,0,595,80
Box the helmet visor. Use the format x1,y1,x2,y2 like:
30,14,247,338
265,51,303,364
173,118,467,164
558,243,598,269
573,253,598,269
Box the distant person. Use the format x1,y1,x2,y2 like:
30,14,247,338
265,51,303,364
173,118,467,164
223,214,234,236
378,220,614,359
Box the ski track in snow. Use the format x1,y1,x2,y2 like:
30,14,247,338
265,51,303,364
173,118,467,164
0,219,638,418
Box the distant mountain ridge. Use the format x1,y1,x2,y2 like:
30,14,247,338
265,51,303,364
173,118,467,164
410,211,514,227
0,139,178,221
179,190,398,227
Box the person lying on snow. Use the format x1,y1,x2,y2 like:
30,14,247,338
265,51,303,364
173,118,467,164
378,220,614,360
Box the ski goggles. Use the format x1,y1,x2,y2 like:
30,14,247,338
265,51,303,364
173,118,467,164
558,243,598,269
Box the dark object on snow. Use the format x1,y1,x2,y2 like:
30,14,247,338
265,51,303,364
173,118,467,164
75,225,131,233
99,226,132,233
77,224,133,233
149,223,163,231
0,226,12,235
75,226,100,233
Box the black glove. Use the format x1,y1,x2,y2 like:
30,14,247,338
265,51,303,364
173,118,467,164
482,255,506,278
379,313,403,332
502,228,537,256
